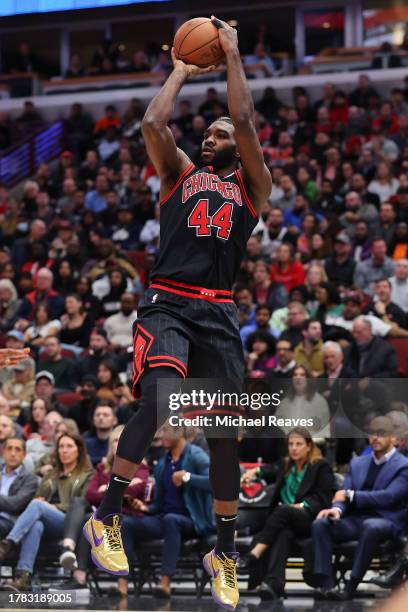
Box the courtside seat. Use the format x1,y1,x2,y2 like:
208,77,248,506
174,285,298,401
134,538,202,595
301,534,406,588
335,535,406,560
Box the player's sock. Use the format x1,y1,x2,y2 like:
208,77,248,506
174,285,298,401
95,474,131,519
215,513,237,555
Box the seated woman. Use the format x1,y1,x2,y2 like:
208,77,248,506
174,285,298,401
50,425,149,594
59,294,93,348
0,433,93,592
270,243,305,293
246,330,276,376
0,279,20,333
311,282,343,324
239,427,334,600
24,304,61,348
275,366,331,438
22,397,52,440
96,359,120,402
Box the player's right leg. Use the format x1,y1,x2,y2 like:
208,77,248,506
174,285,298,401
203,437,241,610
83,366,183,575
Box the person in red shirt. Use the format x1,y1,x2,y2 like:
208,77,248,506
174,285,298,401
270,243,305,292
329,91,349,125
372,101,399,136
94,105,121,137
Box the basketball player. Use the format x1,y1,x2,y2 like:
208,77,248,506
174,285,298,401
84,17,271,610
0,348,30,368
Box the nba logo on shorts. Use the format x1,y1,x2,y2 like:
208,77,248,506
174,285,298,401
152,293,158,303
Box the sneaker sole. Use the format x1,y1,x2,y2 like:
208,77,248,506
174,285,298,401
82,523,129,576
202,555,236,611
48,587,90,596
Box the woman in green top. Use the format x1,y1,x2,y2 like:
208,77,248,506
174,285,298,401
238,427,334,600
0,432,93,592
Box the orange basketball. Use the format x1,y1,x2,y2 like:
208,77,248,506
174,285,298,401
174,17,224,68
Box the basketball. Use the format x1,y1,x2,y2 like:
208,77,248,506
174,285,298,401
173,17,225,68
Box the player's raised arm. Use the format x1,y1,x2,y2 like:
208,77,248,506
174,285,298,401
142,50,216,199
212,17,272,214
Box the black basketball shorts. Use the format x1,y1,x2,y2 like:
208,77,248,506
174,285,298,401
131,277,244,395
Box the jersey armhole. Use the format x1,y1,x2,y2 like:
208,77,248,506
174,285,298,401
235,169,259,219
160,162,195,206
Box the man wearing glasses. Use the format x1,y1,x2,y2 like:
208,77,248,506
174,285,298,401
308,415,408,600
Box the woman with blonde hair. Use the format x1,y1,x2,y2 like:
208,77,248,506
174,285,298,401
303,262,328,312
368,162,399,203
239,427,334,600
0,279,19,332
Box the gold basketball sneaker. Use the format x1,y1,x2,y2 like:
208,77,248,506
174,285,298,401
83,513,129,575
203,548,240,610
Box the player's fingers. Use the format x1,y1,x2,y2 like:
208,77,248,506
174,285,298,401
171,47,178,65
7,348,29,355
201,65,217,73
211,15,227,29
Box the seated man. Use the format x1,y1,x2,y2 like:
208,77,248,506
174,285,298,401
121,423,214,598
85,403,117,467
309,416,408,600
0,437,38,537
39,336,79,391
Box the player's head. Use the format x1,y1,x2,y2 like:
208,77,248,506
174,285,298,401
201,117,239,171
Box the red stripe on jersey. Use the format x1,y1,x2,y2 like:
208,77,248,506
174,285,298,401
160,163,195,206
150,282,234,303
153,277,232,296
235,169,258,219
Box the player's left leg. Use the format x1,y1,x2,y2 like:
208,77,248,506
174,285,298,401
203,437,241,611
83,366,182,575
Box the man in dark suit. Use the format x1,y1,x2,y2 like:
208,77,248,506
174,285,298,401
0,437,38,537
310,416,408,600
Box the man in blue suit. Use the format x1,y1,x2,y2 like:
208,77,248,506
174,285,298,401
310,415,408,600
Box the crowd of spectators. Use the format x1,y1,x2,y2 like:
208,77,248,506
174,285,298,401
0,71,406,597
1,38,279,82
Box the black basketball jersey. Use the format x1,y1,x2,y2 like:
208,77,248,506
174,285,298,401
151,163,259,290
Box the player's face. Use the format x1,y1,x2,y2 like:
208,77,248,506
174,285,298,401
201,121,238,170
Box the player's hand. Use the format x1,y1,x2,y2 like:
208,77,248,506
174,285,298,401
171,48,216,77
211,16,238,54
0,348,30,369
